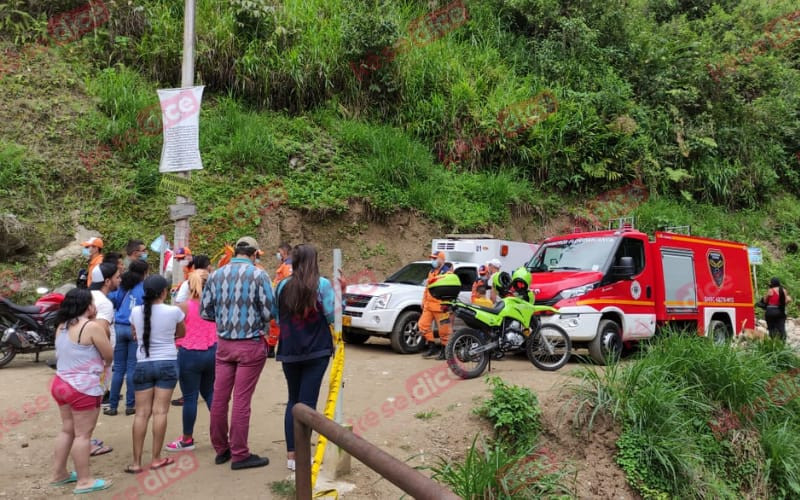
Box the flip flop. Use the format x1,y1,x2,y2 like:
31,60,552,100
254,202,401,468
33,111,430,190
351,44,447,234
150,457,175,470
50,471,78,486
90,439,103,447
73,478,112,494
90,444,113,456
124,465,144,474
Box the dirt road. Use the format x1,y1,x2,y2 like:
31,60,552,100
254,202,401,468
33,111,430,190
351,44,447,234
0,339,634,499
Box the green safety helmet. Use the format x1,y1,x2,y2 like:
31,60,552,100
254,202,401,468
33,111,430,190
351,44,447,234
511,266,532,287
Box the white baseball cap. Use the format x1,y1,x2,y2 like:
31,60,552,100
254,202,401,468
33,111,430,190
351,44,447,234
489,258,502,268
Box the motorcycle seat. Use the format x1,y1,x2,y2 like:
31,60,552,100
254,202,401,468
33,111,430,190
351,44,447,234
0,298,40,315
470,302,505,315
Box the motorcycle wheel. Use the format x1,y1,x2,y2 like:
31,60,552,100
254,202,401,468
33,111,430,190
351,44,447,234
527,323,571,371
445,328,489,380
0,316,18,368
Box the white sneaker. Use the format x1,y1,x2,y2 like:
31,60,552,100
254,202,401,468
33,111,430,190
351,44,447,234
287,459,295,471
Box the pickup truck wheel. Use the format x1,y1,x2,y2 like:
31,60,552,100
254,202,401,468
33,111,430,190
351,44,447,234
342,330,370,345
589,319,622,365
708,319,731,345
390,311,424,354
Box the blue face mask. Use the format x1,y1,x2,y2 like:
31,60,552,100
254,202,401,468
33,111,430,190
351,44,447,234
82,247,90,257
431,260,439,268
140,252,148,262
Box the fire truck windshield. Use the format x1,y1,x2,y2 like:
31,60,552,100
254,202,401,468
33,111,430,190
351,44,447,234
527,237,618,272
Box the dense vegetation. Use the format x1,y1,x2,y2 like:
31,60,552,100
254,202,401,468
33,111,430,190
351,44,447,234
432,376,572,498
571,335,800,498
0,0,799,300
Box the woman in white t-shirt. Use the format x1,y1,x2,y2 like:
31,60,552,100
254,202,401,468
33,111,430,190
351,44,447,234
125,275,185,473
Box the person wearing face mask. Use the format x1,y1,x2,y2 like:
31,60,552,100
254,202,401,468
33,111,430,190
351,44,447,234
123,240,148,269
419,251,453,360
81,237,104,287
266,243,293,357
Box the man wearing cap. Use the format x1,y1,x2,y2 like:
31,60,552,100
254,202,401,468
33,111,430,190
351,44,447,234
81,237,104,287
420,251,454,360
487,258,502,302
201,236,274,470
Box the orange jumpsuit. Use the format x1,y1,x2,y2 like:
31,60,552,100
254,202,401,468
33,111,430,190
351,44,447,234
267,259,292,347
419,264,453,345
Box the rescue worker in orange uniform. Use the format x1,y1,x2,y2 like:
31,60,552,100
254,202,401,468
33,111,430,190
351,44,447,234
267,243,293,357
420,251,453,360
81,237,104,287
471,265,493,308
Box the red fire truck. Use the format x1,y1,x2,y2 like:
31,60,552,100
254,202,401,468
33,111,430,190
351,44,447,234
528,226,755,364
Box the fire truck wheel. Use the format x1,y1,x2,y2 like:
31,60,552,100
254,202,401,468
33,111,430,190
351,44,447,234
708,319,731,344
589,319,622,365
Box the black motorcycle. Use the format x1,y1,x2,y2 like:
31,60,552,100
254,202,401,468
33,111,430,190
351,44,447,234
0,289,64,368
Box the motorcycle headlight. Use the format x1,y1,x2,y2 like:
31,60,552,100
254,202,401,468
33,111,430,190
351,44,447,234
560,283,597,299
373,293,392,309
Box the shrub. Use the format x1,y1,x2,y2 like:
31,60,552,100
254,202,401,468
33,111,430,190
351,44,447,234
474,376,541,451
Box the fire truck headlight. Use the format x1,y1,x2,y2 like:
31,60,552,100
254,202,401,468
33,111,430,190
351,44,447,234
373,293,392,309
560,283,597,299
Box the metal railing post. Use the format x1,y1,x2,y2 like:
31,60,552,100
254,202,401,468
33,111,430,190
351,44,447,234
294,415,313,499
292,403,459,500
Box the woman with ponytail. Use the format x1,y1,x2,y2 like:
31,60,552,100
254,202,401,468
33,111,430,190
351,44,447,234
125,275,185,473
50,288,113,494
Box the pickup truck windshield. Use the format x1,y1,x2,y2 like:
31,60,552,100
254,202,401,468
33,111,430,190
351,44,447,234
385,263,431,285
527,237,618,272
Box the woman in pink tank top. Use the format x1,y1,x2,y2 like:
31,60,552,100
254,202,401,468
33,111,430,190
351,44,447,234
166,269,218,452
49,288,113,494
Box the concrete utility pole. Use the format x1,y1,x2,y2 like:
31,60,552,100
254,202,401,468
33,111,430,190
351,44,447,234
171,0,196,286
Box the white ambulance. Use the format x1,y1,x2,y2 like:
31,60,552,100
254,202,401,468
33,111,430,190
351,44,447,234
343,235,538,353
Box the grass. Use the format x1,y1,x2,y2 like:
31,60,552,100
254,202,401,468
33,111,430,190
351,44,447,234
414,409,440,421
269,479,295,498
430,436,573,500
568,332,800,498
431,378,573,499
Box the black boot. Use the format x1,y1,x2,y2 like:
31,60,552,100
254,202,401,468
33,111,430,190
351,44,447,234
421,343,437,357
423,344,441,359
435,345,446,360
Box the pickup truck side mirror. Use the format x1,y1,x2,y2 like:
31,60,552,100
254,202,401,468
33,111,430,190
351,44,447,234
613,256,636,279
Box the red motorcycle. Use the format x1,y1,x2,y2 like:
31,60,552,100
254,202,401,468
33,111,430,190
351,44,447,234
0,289,64,368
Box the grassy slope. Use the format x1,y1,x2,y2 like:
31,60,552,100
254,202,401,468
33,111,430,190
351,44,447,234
1,0,799,307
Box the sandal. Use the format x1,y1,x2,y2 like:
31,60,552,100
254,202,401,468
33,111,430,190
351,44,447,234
124,465,144,474
150,457,175,470
90,444,113,457
73,478,112,494
50,471,78,486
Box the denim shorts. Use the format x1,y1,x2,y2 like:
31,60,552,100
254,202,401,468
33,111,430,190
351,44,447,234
133,359,178,391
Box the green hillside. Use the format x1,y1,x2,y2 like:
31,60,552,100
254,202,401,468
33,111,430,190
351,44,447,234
1,0,799,303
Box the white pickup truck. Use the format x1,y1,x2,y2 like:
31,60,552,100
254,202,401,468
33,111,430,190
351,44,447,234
342,236,537,353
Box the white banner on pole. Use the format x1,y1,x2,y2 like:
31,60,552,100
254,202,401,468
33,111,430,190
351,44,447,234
157,86,204,173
